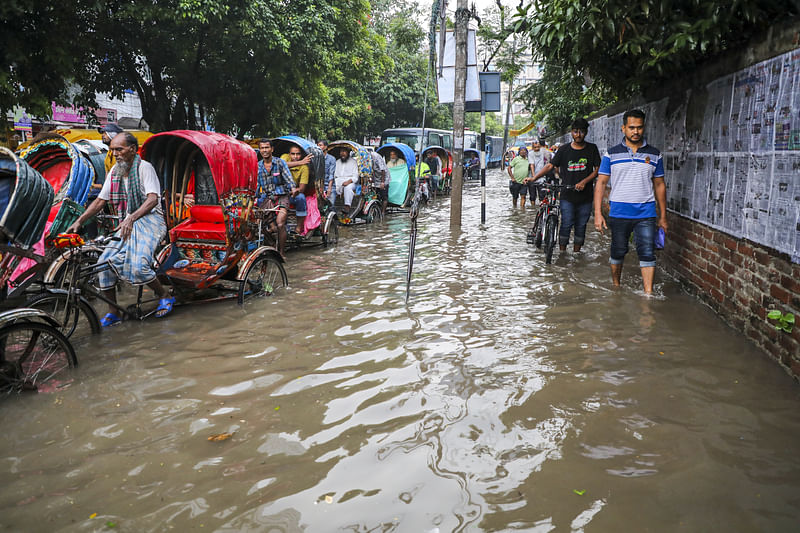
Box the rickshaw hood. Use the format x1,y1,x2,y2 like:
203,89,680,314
142,130,257,195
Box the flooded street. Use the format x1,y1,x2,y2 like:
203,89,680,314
2,168,800,532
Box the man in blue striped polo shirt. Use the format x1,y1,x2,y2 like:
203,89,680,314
594,109,668,294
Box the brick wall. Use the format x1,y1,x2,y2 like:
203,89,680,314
660,213,800,378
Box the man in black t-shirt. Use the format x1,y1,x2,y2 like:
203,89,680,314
527,118,600,253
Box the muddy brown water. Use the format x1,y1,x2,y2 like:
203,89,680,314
2,169,800,532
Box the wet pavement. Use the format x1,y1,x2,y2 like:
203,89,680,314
2,168,800,532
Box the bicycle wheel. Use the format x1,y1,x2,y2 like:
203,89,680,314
25,290,101,341
322,215,339,247
0,321,77,394
237,254,288,304
544,216,558,264
48,245,103,290
529,210,544,247
365,202,383,224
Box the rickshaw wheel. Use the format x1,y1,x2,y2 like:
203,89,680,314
322,216,339,247
365,203,383,224
25,291,101,341
237,255,288,305
0,321,77,394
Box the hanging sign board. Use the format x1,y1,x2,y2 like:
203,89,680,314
435,30,481,105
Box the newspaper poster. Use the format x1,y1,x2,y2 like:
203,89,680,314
769,153,800,256
742,153,773,243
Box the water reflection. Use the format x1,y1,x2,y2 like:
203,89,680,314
1,170,800,532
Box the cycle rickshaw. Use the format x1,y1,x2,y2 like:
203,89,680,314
463,148,480,180
0,147,78,393
377,143,416,211
259,136,338,249
420,145,453,195
43,130,288,325
327,140,383,224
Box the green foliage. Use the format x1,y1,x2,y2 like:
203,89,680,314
352,0,452,138
513,0,799,98
466,112,503,136
516,64,616,137
0,0,96,120
767,310,795,333
1,0,454,139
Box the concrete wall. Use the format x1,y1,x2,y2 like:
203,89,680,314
575,21,800,379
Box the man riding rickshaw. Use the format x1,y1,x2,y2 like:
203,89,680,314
66,132,172,325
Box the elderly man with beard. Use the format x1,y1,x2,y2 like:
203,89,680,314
67,132,173,325
330,147,358,214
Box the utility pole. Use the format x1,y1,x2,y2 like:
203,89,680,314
450,0,469,230
480,79,486,225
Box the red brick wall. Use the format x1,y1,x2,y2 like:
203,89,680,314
660,213,800,379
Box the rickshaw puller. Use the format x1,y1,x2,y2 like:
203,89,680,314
67,132,173,326
257,139,296,256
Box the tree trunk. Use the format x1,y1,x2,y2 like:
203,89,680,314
450,0,469,230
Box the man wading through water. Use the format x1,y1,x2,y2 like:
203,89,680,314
594,109,667,295
529,118,600,253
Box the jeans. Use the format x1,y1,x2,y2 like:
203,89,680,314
608,216,657,267
559,199,593,247
289,193,307,216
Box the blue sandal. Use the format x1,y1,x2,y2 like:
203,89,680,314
155,297,175,318
100,313,121,327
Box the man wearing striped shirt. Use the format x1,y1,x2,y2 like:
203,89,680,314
594,109,668,295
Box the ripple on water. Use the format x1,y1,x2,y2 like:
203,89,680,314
2,171,800,532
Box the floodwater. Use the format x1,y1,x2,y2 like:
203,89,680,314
2,169,800,532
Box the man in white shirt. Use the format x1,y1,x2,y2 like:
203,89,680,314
331,147,358,212
527,138,551,204
67,132,172,325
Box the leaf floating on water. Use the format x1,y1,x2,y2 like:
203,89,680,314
89,513,97,519
274,406,280,411
325,495,333,504
573,489,586,496
106,521,117,528
207,432,234,442
658,351,664,355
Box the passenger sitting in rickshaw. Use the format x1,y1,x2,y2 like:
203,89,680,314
425,150,441,192
329,147,358,213
256,138,297,256
67,132,173,325
386,149,405,169
280,146,309,234
415,154,431,200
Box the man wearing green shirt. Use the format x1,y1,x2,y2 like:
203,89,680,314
507,147,531,208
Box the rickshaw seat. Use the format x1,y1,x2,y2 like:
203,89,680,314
169,204,227,242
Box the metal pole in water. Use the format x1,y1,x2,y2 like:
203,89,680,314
480,108,486,225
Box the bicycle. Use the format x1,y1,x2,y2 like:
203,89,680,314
526,179,574,264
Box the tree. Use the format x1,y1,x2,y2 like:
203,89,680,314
1,0,380,136
476,2,530,154
357,0,452,138
0,0,96,120
513,0,799,97
90,0,370,135
516,65,616,137
465,111,503,135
